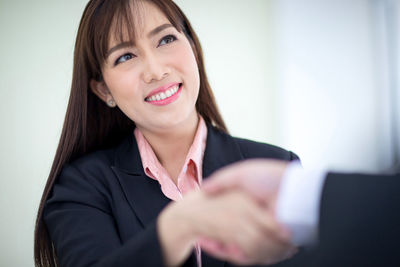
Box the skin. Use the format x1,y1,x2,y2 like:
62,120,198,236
202,159,298,264
91,2,295,266
91,1,200,183
159,189,295,266
203,159,290,204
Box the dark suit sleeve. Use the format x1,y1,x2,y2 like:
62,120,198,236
44,164,167,267
314,172,400,266
266,172,400,267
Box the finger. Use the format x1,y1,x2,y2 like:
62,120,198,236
259,244,298,265
198,237,223,252
240,196,283,239
239,196,296,264
233,219,263,259
223,243,250,265
245,212,289,261
204,174,277,204
217,193,282,262
259,212,292,243
251,224,296,265
197,192,294,265
202,168,243,195
198,237,232,261
251,204,292,243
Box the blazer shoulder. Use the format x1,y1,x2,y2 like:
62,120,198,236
53,146,119,195
233,136,300,161
65,133,138,174
62,147,116,180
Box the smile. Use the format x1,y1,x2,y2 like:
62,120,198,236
145,83,182,106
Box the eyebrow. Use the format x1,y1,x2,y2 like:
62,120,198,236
147,23,174,38
106,23,174,59
107,41,134,58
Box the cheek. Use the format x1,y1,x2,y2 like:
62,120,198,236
104,70,141,99
173,43,200,88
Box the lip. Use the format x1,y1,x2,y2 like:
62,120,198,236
145,82,181,99
145,83,182,106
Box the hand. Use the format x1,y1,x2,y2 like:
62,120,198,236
199,159,297,265
195,191,297,265
203,159,290,212
157,186,295,266
157,198,197,267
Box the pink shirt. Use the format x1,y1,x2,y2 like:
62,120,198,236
134,116,207,266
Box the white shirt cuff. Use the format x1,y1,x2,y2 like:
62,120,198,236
276,161,327,246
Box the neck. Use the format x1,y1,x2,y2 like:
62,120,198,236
138,114,200,168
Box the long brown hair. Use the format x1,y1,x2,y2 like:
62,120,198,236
34,0,227,266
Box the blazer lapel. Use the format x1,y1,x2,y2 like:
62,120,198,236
111,126,245,267
203,124,245,179
111,135,171,227
201,125,245,267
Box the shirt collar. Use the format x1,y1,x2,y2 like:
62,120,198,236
134,116,208,184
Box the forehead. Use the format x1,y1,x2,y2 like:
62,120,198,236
108,1,171,47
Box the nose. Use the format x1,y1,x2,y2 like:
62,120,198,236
142,53,169,83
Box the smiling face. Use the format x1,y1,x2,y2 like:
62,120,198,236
91,1,200,134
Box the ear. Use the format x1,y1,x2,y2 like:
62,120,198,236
90,79,113,104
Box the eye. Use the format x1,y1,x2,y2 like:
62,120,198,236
158,35,177,47
115,53,135,65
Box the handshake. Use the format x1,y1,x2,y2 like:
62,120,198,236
157,159,300,266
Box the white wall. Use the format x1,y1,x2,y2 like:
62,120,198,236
175,0,277,142
274,0,399,172
391,0,400,168
0,0,398,266
0,1,88,266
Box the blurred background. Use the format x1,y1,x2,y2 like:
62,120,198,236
0,0,399,266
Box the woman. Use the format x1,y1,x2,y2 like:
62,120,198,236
34,0,299,266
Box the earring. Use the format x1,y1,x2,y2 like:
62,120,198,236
107,98,116,108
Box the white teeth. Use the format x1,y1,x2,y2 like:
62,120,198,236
147,84,180,102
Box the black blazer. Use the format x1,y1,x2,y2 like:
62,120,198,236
314,172,400,266
44,124,299,267
275,172,400,267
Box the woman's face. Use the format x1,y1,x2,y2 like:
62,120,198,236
92,1,200,133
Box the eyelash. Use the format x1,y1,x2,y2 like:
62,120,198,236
114,53,134,65
114,34,178,66
157,34,177,47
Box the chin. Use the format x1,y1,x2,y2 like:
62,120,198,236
154,112,197,131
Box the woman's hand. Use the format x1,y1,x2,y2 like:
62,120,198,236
157,189,296,266
157,194,199,267
192,190,296,265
